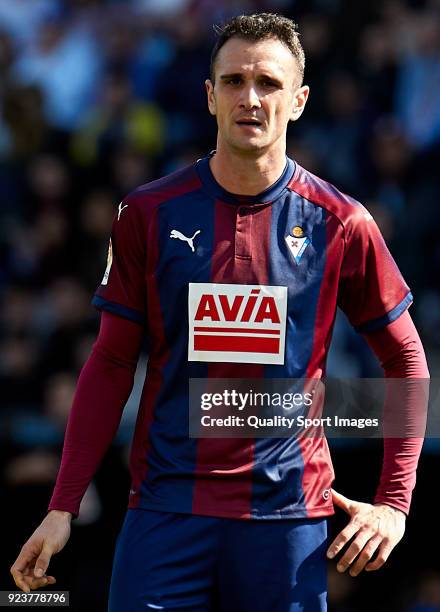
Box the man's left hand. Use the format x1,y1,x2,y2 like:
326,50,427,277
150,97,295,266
326,489,406,577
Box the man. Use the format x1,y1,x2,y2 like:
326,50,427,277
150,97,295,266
11,13,428,611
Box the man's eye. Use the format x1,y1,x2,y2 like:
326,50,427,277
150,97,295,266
226,78,241,85
261,80,277,88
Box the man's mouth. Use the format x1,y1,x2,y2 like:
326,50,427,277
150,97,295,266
236,119,262,127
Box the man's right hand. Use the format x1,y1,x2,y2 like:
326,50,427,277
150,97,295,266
10,510,72,593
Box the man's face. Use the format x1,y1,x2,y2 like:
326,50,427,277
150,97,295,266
206,36,309,155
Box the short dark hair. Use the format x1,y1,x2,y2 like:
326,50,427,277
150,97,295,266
210,13,305,84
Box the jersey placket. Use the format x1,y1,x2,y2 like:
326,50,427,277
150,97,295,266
235,206,253,261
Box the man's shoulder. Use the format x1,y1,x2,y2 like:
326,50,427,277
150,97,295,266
288,162,371,229
123,161,202,210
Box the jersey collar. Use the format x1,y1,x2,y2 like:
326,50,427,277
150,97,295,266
196,153,296,206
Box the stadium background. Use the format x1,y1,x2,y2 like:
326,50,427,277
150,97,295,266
0,0,439,609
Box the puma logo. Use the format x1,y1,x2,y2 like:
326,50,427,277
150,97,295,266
170,229,201,252
117,203,128,220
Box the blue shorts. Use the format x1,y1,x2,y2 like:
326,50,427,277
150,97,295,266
108,509,328,612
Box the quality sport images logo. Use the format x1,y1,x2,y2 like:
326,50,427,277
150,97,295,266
188,283,287,364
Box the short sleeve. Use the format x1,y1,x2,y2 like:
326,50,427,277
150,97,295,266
92,199,146,325
338,210,413,333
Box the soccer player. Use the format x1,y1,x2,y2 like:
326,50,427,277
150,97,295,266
11,13,428,611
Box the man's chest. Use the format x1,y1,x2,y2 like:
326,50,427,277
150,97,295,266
149,194,341,292
141,194,345,366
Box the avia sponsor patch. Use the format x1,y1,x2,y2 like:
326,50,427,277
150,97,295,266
188,283,287,364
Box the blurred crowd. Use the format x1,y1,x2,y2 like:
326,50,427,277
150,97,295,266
0,0,439,610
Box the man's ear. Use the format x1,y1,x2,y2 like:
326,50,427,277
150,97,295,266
205,79,216,116
290,85,310,122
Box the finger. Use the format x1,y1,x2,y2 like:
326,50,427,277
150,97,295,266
336,530,374,573
34,544,53,578
28,577,48,590
32,578,55,590
11,546,36,574
23,562,37,577
11,570,34,594
22,574,54,591
37,576,57,587
12,562,55,593
11,574,31,594
331,489,353,514
11,550,37,593
327,520,360,558
365,541,394,571
349,535,382,576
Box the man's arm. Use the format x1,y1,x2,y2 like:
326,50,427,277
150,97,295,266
48,311,144,515
327,310,429,576
10,312,144,592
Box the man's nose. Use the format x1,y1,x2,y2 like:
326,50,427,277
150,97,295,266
239,84,261,109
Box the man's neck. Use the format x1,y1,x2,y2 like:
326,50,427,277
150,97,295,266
208,144,287,196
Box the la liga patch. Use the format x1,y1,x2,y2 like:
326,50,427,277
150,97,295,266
101,239,113,286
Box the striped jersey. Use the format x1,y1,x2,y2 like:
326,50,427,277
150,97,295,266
92,154,412,519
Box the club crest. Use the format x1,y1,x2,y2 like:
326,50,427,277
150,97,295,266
285,227,310,265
